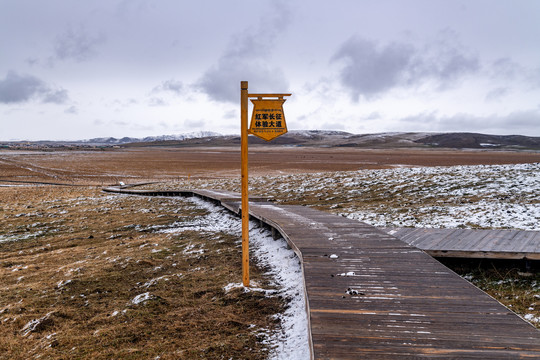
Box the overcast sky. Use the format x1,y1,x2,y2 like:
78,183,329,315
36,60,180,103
1,0,539,141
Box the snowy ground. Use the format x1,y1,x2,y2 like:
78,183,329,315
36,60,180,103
258,163,540,230
161,197,310,360
182,162,540,231
330,162,540,230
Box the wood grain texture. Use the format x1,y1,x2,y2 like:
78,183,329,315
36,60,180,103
385,227,540,260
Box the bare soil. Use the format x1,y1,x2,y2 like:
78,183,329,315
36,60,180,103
1,146,539,185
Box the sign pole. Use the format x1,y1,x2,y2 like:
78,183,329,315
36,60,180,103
239,81,290,288
240,81,250,287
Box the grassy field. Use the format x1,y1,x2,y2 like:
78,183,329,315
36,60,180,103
1,148,538,359
0,186,284,359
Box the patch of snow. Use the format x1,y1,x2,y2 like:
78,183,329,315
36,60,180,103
0,231,45,243
223,282,243,293
523,314,540,323
21,312,55,336
142,276,170,289
249,227,309,360
182,243,205,255
56,279,72,289
223,282,277,296
130,292,156,305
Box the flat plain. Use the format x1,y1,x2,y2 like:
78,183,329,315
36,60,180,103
1,146,539,359
2,146,540,184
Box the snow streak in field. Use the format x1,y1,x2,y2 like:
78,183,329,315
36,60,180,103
162,197,310,360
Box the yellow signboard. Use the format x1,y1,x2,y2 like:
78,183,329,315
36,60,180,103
248,98,288,141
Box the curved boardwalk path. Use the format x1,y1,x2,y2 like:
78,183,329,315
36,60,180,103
104,186,540,359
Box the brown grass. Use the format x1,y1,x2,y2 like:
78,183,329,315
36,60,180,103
1,146,539,358
2,146,540,185
0,186,283,359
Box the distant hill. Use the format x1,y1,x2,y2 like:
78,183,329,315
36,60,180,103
2,131,540,150
122,130,540,150
80,131,221,145
414,133,540,149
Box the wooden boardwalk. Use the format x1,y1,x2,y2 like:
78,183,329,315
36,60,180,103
104,186,540,359
384,227,540,260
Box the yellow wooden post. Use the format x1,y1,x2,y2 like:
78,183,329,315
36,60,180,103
240,81,250,287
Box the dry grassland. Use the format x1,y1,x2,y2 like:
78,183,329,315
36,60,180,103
1,146,539,359
0,186,282,359
2,146,540,184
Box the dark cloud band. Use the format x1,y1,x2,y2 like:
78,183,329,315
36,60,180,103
332,33,479,100
0,71,69,104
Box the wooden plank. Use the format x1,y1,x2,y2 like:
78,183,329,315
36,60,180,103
488,230,519,251
512,231,540,253
386,227,540,259
467,230,508,251
405,228,454,248
441,229,489,251
535,232,540,252
432,228,474,250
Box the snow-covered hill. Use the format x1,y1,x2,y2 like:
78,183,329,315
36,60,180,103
81,131,221,145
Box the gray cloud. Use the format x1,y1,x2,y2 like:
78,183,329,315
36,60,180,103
332,37,415,99
184,119,205,129
415,30,480,86
115,0,156,19
489,58,522,80
485,87,510,102
54,26,105,62
43,88,69,104
198,59,288,103
332,32,479,100
488,58,540,89
223,109,237,119
400,110,540,135
64,105,78,114
528,67,540,89
502,110,540,130
152,79,184,95
196,2,290,103
0,71,69,104
322,122,345,130
148,97,167,107
0,71,44,103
